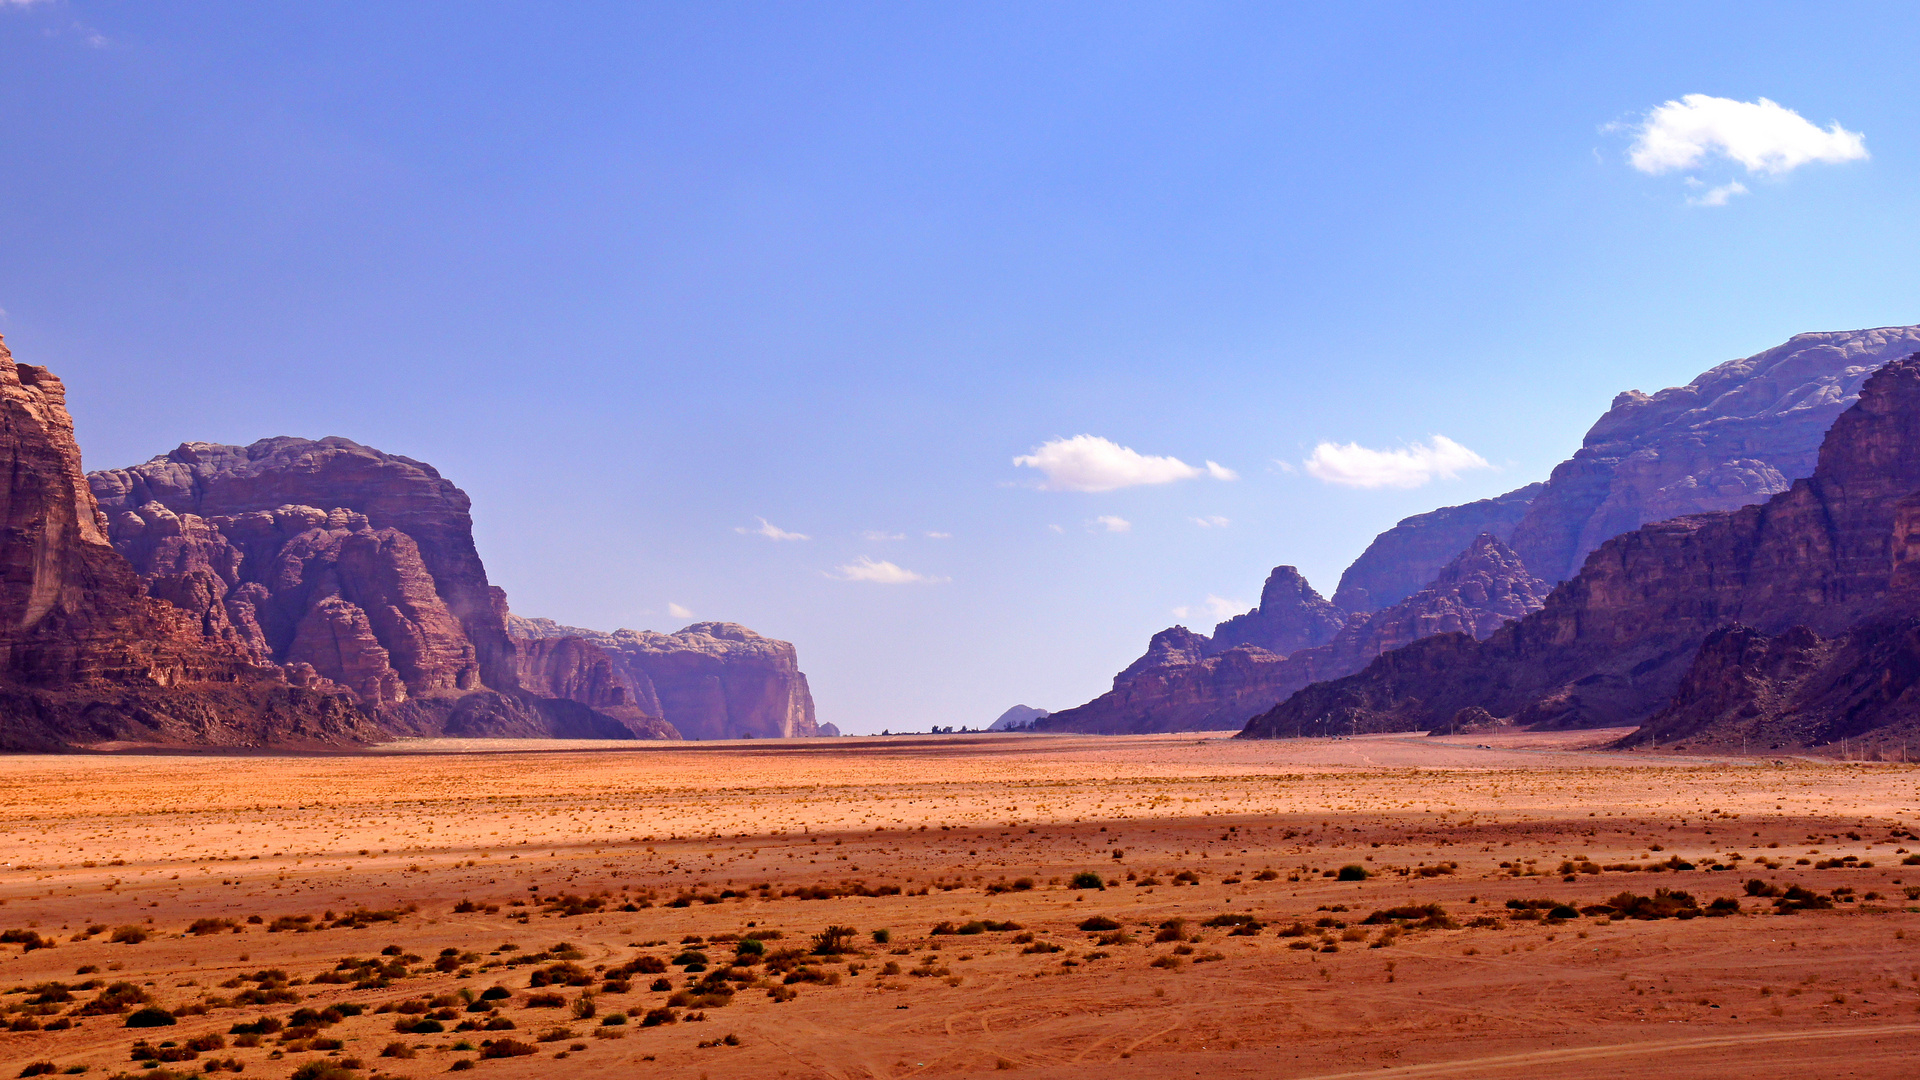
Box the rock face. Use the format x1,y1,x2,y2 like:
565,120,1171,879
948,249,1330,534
1207,566,1346,654
1038,541,1550,734
507,616,819,740
88,438,675,741
0,337,377,750
1507,326,1920,585
1243,352,1920,743
1332,484,1543,613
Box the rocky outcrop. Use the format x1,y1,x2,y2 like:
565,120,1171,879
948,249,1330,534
507,615,819,739
1333,484,1543,613
88,438,681,741
513,635,679,739
0,337,377,750
1040,539,1550,734
1207,566,1346,654
1625,621,1920,752
1507,326,1920,585
1243,352,1920,743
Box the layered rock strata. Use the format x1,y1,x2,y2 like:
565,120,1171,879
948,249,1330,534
507,616,818,740
1242,352,1920,742
0,337,376,750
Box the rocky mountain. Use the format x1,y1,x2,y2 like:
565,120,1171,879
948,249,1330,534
86,437,669,740
1242,351,1920,745
1206,566,1346,654
1039,538,1549,734
1052,325,1920,737
1507,325,1920,585
989,705,1048,731
507,615,819,740
1332,484,1543,613
0,337,376,750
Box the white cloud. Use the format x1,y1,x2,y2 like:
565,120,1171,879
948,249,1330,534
924,530,951,539
1012,435,1233,493
1303,435,1490,489
1625,94,1867,176
1092,515,1132,533
1192,515,1230,529
1687,179,1749,206
830,556,946,584
735,517,809,541
667,602,693,619
1173,595,1246,621
1047,524,1065,534
862,530,906,541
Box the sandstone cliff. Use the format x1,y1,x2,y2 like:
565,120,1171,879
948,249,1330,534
89,438,673,740
1242,352,1920,743
0,338,377,750
507,615,819,739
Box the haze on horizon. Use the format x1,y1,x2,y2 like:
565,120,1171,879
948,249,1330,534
2,2,1916,734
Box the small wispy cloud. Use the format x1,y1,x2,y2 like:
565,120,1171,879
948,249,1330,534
1091,515,1132,533
1047,524,1065,534
924,531,951,539
862,530,906,541
1013,434,1234,493
667,602,694,619
829,556,947,584
1686,178,1749,206
1172,595,1247,621
1191,515,1230,529
1302,435,1490,489
736,517,809,541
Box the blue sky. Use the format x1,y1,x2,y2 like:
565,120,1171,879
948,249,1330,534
2,2,1916,733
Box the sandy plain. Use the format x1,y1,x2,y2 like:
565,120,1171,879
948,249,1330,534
0,731,1918,1079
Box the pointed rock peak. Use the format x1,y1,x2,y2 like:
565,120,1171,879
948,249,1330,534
1434,532,1535,582
1256,565,1324,610
1815,352,1920,491
1118,625,1212,682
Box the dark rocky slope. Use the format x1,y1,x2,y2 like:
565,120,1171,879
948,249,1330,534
1243,352,1920,744
1332,484,1543,613
0,336,376,750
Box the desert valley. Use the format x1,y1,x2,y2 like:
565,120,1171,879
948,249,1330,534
4,9,1920,1077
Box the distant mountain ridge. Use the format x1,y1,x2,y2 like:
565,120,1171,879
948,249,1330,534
1243,349,1920,749
1043,325,1920,736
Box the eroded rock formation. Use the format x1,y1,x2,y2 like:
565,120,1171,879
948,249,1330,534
1243,352,1920,743
507,616,818,740
0,337,376,750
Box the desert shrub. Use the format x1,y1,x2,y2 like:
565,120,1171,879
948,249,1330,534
811,926,857,955
288,1061,357,1080
1020,941,1063,954
670,951,710,967
1069,872,1105,890
17,1064,56,1077
379,1042,415,1059
1602,889,1699,920
601,1013,627,1026
612,954,667,977
182,1035,224,1053
1772,885,1834,913
640,1008,677,1027
480,1038,536,1059
1152,919,1187,943
1078,916,1122,932
529,962,592,988
570,995,597,1020
0,929,52,951
1148,956,1183,969
1201,913,1257,927
266,915,314,934
1706,897,1741,915
124,1007,176,1028
186,918,237,936
109,926,149,945
228,1017,282,1035
1336,865,1369,881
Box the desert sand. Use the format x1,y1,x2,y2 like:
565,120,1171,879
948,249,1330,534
1,731,1918,1078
